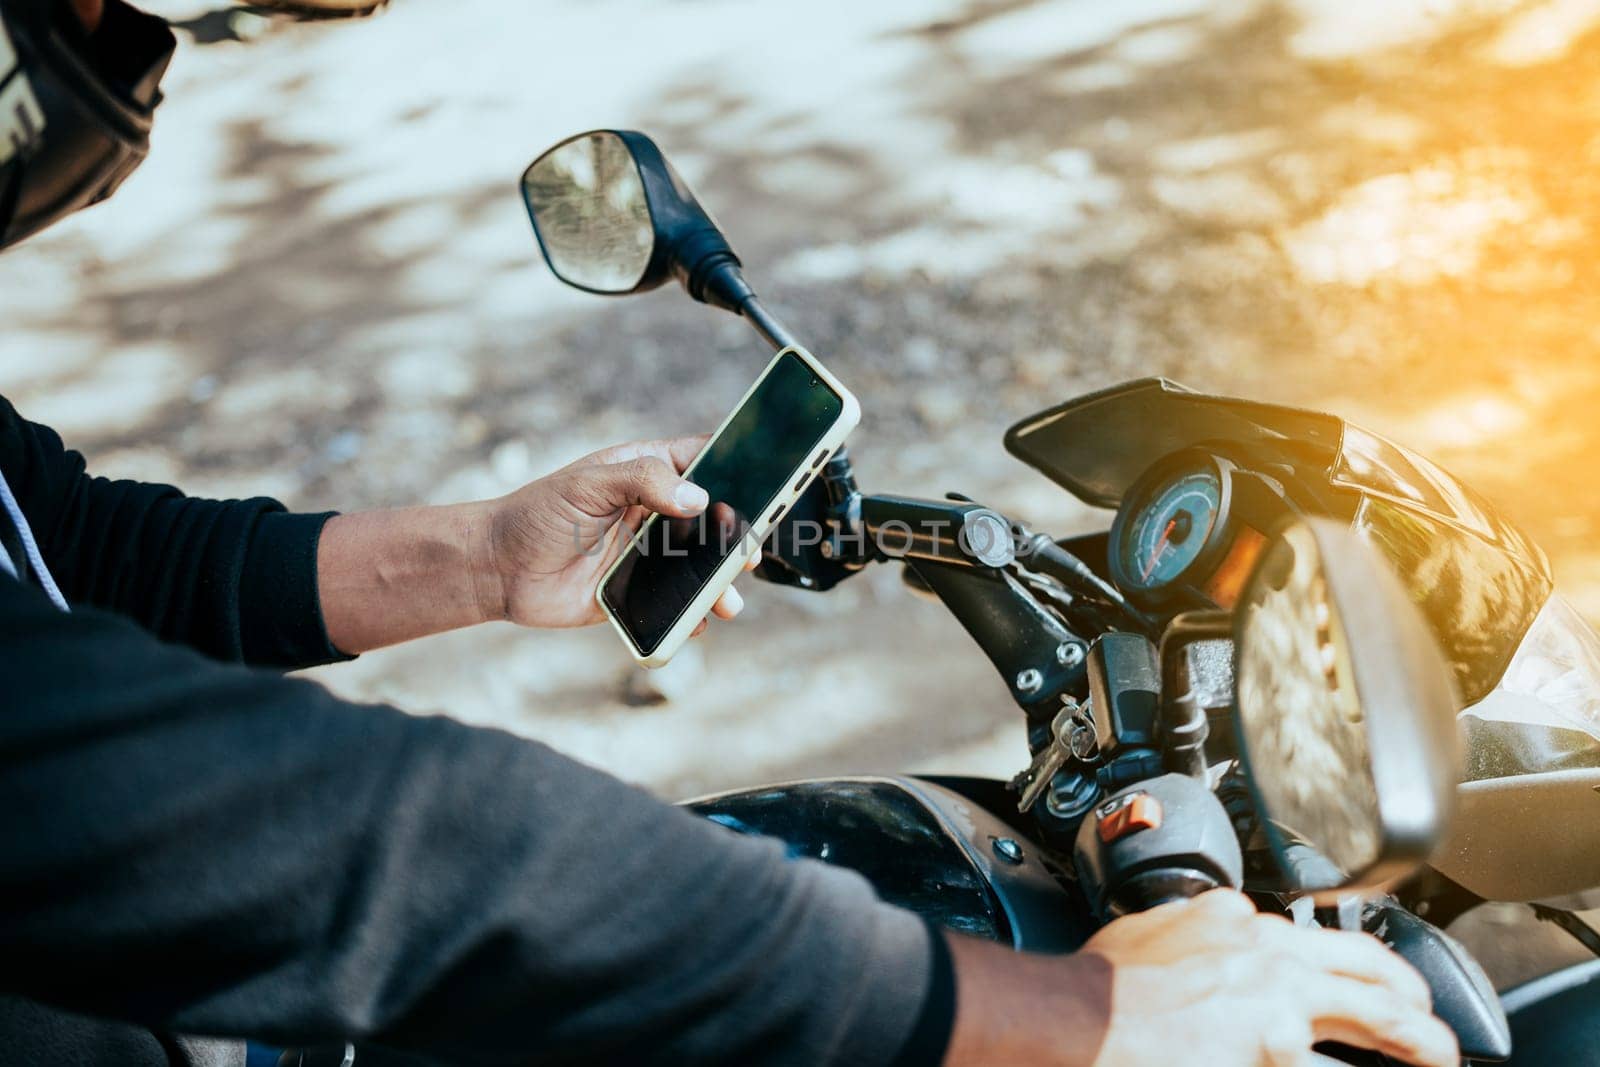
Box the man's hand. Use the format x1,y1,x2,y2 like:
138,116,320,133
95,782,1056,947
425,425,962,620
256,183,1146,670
482,436,754,630
318,435,754,654
943,890,1459,1067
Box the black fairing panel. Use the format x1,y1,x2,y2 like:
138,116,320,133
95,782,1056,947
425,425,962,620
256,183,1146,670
685,776,1088,953
1007,378,1555,708
1004,378,1343,510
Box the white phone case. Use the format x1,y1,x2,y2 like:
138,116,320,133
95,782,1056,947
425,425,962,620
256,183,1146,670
597,345,861,668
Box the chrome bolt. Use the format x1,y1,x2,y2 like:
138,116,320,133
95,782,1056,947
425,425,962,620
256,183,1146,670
1056,642,1086,669
1015,668,1044,695
992,837,1024,865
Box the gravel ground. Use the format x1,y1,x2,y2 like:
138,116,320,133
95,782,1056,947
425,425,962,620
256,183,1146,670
4,0,1600,988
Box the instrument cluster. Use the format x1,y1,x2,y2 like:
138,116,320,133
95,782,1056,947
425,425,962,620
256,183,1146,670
1108,450,1293,613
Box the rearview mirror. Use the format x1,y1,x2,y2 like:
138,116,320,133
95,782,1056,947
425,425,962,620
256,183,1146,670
521,129,751,310
520,131,655,294
1234,517,1461,897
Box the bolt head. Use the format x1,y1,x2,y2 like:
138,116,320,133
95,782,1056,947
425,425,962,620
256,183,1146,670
992,837,1024,864
1056,642,1086,669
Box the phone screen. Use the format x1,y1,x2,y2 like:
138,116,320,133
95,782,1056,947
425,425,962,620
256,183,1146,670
603,352,845,656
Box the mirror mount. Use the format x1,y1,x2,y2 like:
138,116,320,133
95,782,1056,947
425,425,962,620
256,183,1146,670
697,259,800,351
693,254,799,350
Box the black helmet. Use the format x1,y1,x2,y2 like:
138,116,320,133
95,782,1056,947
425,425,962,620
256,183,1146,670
0,0,174,250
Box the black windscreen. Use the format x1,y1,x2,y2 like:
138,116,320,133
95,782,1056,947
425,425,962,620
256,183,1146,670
604,352,844,656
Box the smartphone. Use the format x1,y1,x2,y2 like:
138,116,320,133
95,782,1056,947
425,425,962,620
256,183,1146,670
598,346,859,667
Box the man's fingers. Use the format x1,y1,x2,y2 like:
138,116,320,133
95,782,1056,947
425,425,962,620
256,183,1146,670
1188,888,1258,920
1259,1020,1315,1067
711,586,745,620
1305,976,1459,1067
1315,1013,1459,1067
572,435,711,473
744,545,762,571
664,435,712,473
1144,888,1257,934
1259,922,1433,1010
590,456,708,517
1260,914,1452,1067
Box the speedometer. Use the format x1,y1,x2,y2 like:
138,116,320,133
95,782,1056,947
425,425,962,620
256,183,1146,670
1110,454,1234,604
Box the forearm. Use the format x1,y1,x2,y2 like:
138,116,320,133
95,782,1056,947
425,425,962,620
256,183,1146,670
316,502,503,654
943,934,1110,1067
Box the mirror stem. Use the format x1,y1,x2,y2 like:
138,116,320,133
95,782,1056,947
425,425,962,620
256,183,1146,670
700,259,799,351
739,295,800,352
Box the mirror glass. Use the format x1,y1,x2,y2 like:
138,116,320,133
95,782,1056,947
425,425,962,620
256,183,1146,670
522,132,654,293
1235,522,1382,889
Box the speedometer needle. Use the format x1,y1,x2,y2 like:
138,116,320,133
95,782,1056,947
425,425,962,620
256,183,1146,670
1142,518,1177,583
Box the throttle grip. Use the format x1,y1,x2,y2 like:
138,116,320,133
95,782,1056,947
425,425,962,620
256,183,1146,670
1072,773,1243,919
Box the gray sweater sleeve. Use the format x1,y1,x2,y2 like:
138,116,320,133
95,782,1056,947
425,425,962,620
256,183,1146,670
0,576,933,1065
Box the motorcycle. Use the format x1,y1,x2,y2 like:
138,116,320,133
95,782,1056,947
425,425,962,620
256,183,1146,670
510,130,1600,1066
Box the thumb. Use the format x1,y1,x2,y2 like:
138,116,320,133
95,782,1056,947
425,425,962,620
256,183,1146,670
592,456,709,517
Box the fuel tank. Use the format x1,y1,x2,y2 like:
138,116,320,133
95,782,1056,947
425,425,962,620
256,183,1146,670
683,775,1090,953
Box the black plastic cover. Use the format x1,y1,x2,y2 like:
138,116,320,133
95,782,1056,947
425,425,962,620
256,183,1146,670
1365,904,1511,1062
1004,378,1342,511
691,779,1000,939
1086,633,1161,754
686,777,1089,952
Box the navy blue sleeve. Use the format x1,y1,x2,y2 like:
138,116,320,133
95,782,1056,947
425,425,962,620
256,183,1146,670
891,925,957,1067
0,394,347,669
